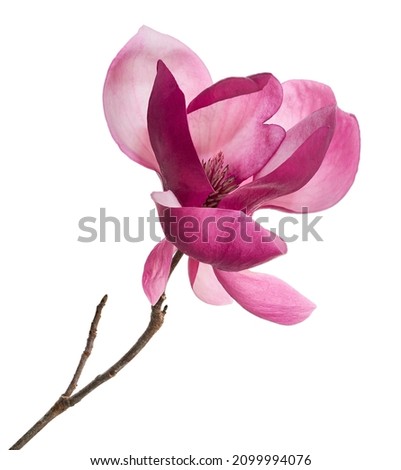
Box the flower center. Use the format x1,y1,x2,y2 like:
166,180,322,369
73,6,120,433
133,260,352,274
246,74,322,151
202,151,238,208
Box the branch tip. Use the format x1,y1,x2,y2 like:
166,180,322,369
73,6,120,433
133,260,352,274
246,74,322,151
10,254,183,449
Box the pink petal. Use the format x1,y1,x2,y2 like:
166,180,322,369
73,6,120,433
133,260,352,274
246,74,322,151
214,269,316,325
188,73,282,115
268,109,360,212
265,80,360,212
188,258,233,305
153,189,181,208
148,61,213,207
152,191,287,272
187,74,285,182
269,79,337,130
142,239,176,304
219,107,336,213
103,26,212,170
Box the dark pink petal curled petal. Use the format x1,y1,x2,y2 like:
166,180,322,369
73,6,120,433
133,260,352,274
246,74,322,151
219,110,336,213
103,26,212,171
214,269,316,325
187,74,285,182
269,79,337,130
152,191,287,272
188,258,233,305
257,105,336,177
188,73,282,115
268,109,360,212
148,61,213,207
142,239,176,304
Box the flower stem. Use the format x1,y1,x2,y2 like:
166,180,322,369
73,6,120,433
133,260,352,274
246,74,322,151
9,250,183,450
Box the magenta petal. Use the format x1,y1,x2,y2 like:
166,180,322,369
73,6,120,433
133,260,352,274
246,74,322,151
269,79,337,130
219,107,336,213
269,108,360,212
187,74,285,182
188,258,233,305
152,191,287,271
103,26,212,170
257,105,336,176
214,269,316,325
142,239,176,304
147,61,213,206
188,73,282,116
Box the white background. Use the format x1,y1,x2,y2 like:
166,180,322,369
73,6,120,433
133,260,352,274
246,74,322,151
1,1,399,468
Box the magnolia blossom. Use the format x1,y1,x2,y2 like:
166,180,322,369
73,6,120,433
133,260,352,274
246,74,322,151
103,26,360,325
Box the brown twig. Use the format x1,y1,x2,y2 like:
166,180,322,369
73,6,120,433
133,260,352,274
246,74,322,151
9,251,183,450
64,294,108,397
169,250,184,276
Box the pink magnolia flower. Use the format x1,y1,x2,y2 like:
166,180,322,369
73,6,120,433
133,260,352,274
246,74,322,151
103,26,360,325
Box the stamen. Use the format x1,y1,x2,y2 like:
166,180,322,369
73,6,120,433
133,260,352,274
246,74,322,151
202,152,238,208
